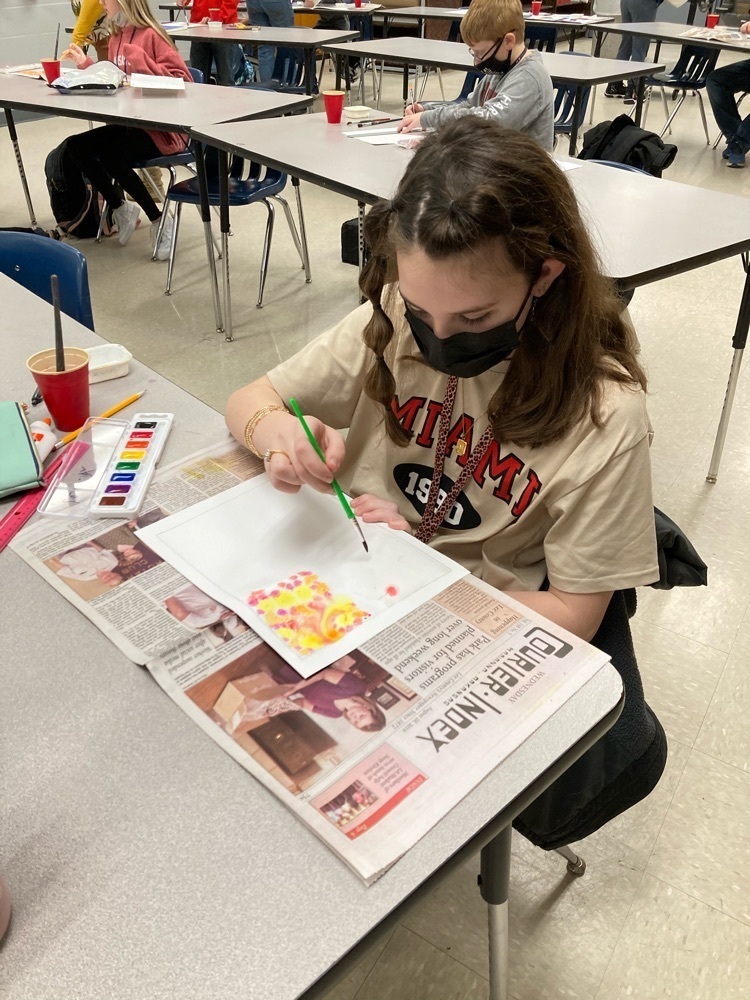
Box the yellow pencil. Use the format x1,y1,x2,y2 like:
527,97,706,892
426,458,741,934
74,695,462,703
54,390,147,449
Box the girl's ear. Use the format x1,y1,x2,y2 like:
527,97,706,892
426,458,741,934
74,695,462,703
532,259,566,297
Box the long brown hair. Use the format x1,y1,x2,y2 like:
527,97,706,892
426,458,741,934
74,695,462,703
111,0,177,47
360,117,647,449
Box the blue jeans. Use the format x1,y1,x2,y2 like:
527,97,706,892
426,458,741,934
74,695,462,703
615,0,661,64
706,58,750,148
245,0,294,82
190,40,243,86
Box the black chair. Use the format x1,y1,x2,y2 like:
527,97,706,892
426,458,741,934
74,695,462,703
552,51,592,152
524,22,557,51
643,45,719,144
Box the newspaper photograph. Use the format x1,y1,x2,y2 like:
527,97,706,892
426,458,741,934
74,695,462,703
11,440,613,883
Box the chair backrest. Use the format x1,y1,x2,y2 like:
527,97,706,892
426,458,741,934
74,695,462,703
590,158,651,175
189,66,204,84
524,23,557,52
453,70,483,103
553,50,591,135
668,45,719,87
0,232,94,330
272,47,304,88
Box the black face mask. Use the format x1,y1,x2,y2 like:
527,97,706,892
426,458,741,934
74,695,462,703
405,287,534,379
475,38,511,76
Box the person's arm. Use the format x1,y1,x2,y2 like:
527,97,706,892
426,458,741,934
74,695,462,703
220,0,239,23
62,42,94,68
70,0,103,47
416,77,487,129
119,32,192,79
510,588,613,643
226,375,346,494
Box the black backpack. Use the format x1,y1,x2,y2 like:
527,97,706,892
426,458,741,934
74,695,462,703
44,138,103,238
578,114,678,177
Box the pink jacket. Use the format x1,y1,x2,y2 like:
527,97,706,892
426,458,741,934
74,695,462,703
83,26,193,155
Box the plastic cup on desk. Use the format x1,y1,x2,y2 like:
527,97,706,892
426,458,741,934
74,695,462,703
208,8,222,27
323,90,346,124
531,0,542,14
353,0,363,8
706,12,719,27
26,348,90,432
41,58,61,83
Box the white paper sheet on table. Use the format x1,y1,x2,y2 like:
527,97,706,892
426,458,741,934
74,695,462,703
130,73,185,90
138,476,468,678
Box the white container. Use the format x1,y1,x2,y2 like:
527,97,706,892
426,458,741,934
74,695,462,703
86,343,132,383
343,105,372,122
207,20,223,29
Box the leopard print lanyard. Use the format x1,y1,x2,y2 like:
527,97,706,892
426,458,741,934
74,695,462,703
414,375,494,545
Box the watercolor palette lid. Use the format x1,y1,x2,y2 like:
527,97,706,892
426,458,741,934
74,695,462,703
38,417,130,520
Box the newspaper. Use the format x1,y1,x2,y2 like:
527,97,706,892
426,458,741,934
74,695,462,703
11,439,613,883
681,26,750,44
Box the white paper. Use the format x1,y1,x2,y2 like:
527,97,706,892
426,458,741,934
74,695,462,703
130,73,186,90
138,476,468,678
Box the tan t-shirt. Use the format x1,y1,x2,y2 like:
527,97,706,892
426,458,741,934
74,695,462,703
268,299,659,596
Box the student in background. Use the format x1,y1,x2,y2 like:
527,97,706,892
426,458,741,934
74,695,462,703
303,0,361,82
61,0,192,259
70,0,110,62
244,0,294,82
398,0,554,151
176,0,246,85
604,0,661,101
706,22,750,169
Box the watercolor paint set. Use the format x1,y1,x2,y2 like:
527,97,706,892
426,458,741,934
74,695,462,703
38,413,173,520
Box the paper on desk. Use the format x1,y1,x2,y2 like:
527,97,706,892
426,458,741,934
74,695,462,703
131,73,186,90
138,476,468,677
343,126,427,146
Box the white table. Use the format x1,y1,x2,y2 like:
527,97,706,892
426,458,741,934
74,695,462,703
0,272,624,1000
191,112,750,483
319,36,663,151
587,19,750,59
168,24,358,94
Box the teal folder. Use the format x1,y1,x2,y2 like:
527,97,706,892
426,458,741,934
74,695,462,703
0,401,44,499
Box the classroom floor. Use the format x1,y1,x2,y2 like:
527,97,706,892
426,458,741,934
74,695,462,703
3,35,750,1000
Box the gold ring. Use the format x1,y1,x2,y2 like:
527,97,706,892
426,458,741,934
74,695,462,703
263,448,290,462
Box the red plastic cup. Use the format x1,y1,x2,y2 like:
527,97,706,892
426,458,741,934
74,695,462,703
41,59,61,84
323,90,345,124
26,348,90,432
531,0,542,14
706,12,719,27
353,0,363,8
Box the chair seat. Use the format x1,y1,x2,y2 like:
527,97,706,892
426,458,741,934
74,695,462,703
167,170,288,206
133,152,195,169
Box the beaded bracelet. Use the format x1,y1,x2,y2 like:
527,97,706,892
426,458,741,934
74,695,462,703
243,404,288,458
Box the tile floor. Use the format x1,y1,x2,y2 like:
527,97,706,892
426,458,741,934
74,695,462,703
2,34,750,1000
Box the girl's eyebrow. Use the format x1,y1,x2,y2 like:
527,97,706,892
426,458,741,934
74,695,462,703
401,294,497,316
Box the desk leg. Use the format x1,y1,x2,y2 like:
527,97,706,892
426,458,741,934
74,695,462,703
292,176,312,283
594,31,604,57
303,49,315,96
403,63,409,104
218,148,233,343
479,825,511,1000
4,108,37,227
707,256,750,482
335,53,342,90
633,77,646,128
195,142,224,338
568,86,584,156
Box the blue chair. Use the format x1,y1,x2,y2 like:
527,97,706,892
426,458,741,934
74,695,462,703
0,232,94,329
162,154,311,309
98,68,205,252
643,45,719,144
525,23,557,52
590,159,651,175
242,47,307,95
552,51,592,151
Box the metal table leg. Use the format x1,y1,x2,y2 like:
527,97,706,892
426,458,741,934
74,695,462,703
633,76,646,128
194,142,224,337
479,825,512,1000
218,148,233,343
4,108,37,226
568,85,584,155
707,254,750,482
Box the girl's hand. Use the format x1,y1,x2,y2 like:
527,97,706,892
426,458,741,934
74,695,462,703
63,43,87,68
260,413,347,496
351,494,411,533
403,102,424,116
398,112,423,133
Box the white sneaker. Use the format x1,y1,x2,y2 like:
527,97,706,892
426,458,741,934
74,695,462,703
113,201,140,246
151,212,174,262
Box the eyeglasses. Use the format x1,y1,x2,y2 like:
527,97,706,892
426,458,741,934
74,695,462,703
469,39,503,64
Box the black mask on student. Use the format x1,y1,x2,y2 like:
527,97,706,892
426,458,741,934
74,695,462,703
405,287,534,378
475,38,512,76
